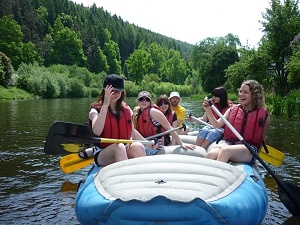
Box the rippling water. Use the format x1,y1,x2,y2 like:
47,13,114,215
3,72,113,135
0,98,299,224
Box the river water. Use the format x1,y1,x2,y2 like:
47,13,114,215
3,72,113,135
0,98,299,225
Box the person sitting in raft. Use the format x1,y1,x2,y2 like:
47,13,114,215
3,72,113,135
132,91,195,155
78,74,147,166
156,94,178,146
169,91,190,135
202,80,271,163
188,86,231,150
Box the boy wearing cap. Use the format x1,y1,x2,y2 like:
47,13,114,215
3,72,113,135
169,92,190,135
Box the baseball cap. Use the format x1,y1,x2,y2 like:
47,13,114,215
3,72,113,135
169,91,181,99
103,74,124,91
137,91,152,100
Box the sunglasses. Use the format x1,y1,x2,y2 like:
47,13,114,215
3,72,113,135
138,97,151,102
157,101,169,106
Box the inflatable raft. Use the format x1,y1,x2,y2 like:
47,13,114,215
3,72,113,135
75,136,268,225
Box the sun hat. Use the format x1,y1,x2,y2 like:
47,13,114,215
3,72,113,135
103,74,124,91
169,91,181,100
137,91,152,100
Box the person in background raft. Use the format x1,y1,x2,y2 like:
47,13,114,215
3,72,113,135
156,94,178,146
169,91,190,135
202,80,271,163
188,87,231,150
78,74,146,166
132,91,195,155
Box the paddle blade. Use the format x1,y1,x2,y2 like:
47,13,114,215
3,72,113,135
278,181,300,217
60,153,94,174
259,145,285,167
44,121,94,155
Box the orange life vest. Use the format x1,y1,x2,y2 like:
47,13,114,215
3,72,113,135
160,111,176,133
212,101,232,119
224,104,268,148
90,102,132,148
136,106,160,138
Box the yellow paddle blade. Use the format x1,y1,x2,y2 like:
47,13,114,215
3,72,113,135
59,154,94,174
62,143,85,153
259,145,285,167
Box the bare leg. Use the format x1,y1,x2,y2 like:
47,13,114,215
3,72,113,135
206,147,220,160
96,143,128,166
127,142,146,158
200,140,211,149
217,144,253,163
196,138,204,146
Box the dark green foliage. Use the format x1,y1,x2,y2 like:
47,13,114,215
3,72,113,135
0,51,14,87
271,94,285,116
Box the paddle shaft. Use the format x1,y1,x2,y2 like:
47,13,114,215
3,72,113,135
190,116,213,128
209,103,300,214
146,125,185,140
59,124,185,173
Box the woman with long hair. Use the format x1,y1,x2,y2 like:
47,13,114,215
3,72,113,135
188,86,231,149
203,80,271,163
78,74,146,166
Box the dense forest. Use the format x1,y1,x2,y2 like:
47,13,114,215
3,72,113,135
1,0,300,117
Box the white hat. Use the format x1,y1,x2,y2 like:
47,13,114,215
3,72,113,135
169,91,181,99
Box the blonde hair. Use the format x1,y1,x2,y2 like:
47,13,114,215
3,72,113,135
242,80,265,108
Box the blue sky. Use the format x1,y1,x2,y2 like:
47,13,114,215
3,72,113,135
72,0,271,47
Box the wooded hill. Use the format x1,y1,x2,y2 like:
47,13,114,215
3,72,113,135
1,0,300,101
0,0,193,71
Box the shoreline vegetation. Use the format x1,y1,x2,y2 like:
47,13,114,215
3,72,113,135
1,82,300,118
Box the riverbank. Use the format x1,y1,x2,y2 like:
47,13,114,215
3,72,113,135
0,86,36,100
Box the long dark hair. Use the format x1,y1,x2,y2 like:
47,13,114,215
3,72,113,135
212,86,228,109
156,94,171,116
90,89,125,120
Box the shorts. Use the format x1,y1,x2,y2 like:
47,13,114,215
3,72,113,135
145,146,160,156
197,126,223,143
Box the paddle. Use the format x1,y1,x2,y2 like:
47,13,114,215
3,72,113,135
189,114,285,166
60,153,94,174
58,122,186,173
44,121,155,155
209,102,300,217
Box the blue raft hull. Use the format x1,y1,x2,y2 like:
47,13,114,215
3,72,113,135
75,153,268,225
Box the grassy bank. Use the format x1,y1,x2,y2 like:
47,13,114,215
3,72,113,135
0,86,36,100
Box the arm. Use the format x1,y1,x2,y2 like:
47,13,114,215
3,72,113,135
202,97,226,129
150,108,194,149
263,114,271,140
91,86,113,136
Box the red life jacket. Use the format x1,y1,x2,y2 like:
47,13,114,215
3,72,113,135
224,104,268,148
160,111,176,133
90,102,132,148
212,101,231,119
136,106,160,138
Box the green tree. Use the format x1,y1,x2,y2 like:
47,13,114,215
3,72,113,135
161,49,189,84
201,44,239,92
0,51,14,87
0,15,23,69
147,43,167,80
47,26,87,67
103,40,122,75
286,33,300,88
226,49,271,91
125,47,154,83
261,0,300,95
